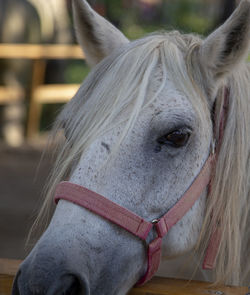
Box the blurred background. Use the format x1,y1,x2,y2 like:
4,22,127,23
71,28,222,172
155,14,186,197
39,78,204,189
0,0,241,261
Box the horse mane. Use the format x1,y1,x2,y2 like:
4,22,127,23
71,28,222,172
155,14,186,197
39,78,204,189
200,63,250,285
30,32,250,286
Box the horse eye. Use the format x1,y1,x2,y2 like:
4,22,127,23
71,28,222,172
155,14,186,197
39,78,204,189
157,129,191,148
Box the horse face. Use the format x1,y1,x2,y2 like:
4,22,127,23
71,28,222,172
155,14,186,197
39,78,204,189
13,0,250,294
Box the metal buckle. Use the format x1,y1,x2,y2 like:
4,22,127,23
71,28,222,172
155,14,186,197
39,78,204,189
151,219,160,224
211,139,216,155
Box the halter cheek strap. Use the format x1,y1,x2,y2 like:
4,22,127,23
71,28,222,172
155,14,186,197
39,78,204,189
54,154,214,286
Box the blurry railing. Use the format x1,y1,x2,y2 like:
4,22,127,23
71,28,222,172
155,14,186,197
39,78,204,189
0,259,248,295
0,44,84,139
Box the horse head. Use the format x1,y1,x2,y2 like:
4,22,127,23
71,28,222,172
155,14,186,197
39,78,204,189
13,0,250,294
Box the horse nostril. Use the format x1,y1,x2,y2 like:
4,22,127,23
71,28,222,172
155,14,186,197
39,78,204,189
47,274,81,295
12,270,88,295
62,275,80,295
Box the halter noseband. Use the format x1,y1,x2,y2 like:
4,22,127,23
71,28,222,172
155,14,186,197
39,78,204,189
54,89,228,286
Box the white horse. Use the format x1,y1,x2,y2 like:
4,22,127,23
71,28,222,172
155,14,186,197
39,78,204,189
13,0,250,294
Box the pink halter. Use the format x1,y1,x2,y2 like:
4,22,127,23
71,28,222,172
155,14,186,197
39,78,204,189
54,90,228,286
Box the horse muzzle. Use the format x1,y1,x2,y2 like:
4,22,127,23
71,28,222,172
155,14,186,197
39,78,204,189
12,258,90,295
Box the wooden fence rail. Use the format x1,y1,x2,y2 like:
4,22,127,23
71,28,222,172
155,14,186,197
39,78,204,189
0,44,83,59
0,259,248,295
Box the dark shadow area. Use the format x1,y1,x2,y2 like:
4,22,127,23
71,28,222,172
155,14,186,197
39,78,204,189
0,143,53,259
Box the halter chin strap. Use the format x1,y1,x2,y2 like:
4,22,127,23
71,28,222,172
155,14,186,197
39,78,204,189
54,88,228,286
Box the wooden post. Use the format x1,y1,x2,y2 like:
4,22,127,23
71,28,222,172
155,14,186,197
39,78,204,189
26,59,46,139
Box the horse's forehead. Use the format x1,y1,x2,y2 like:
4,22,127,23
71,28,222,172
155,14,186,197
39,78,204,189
142,77,194,126
151,86,191,110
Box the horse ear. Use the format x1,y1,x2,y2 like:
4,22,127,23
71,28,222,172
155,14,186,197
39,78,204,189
72,0,129,67
200,0,250,80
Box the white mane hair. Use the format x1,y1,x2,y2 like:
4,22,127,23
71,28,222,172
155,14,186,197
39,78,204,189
32,31,250,286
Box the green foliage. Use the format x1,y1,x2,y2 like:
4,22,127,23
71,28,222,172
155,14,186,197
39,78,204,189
168,0,213,34
106,0,124,20
64,60,90,84
106,0,214,39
